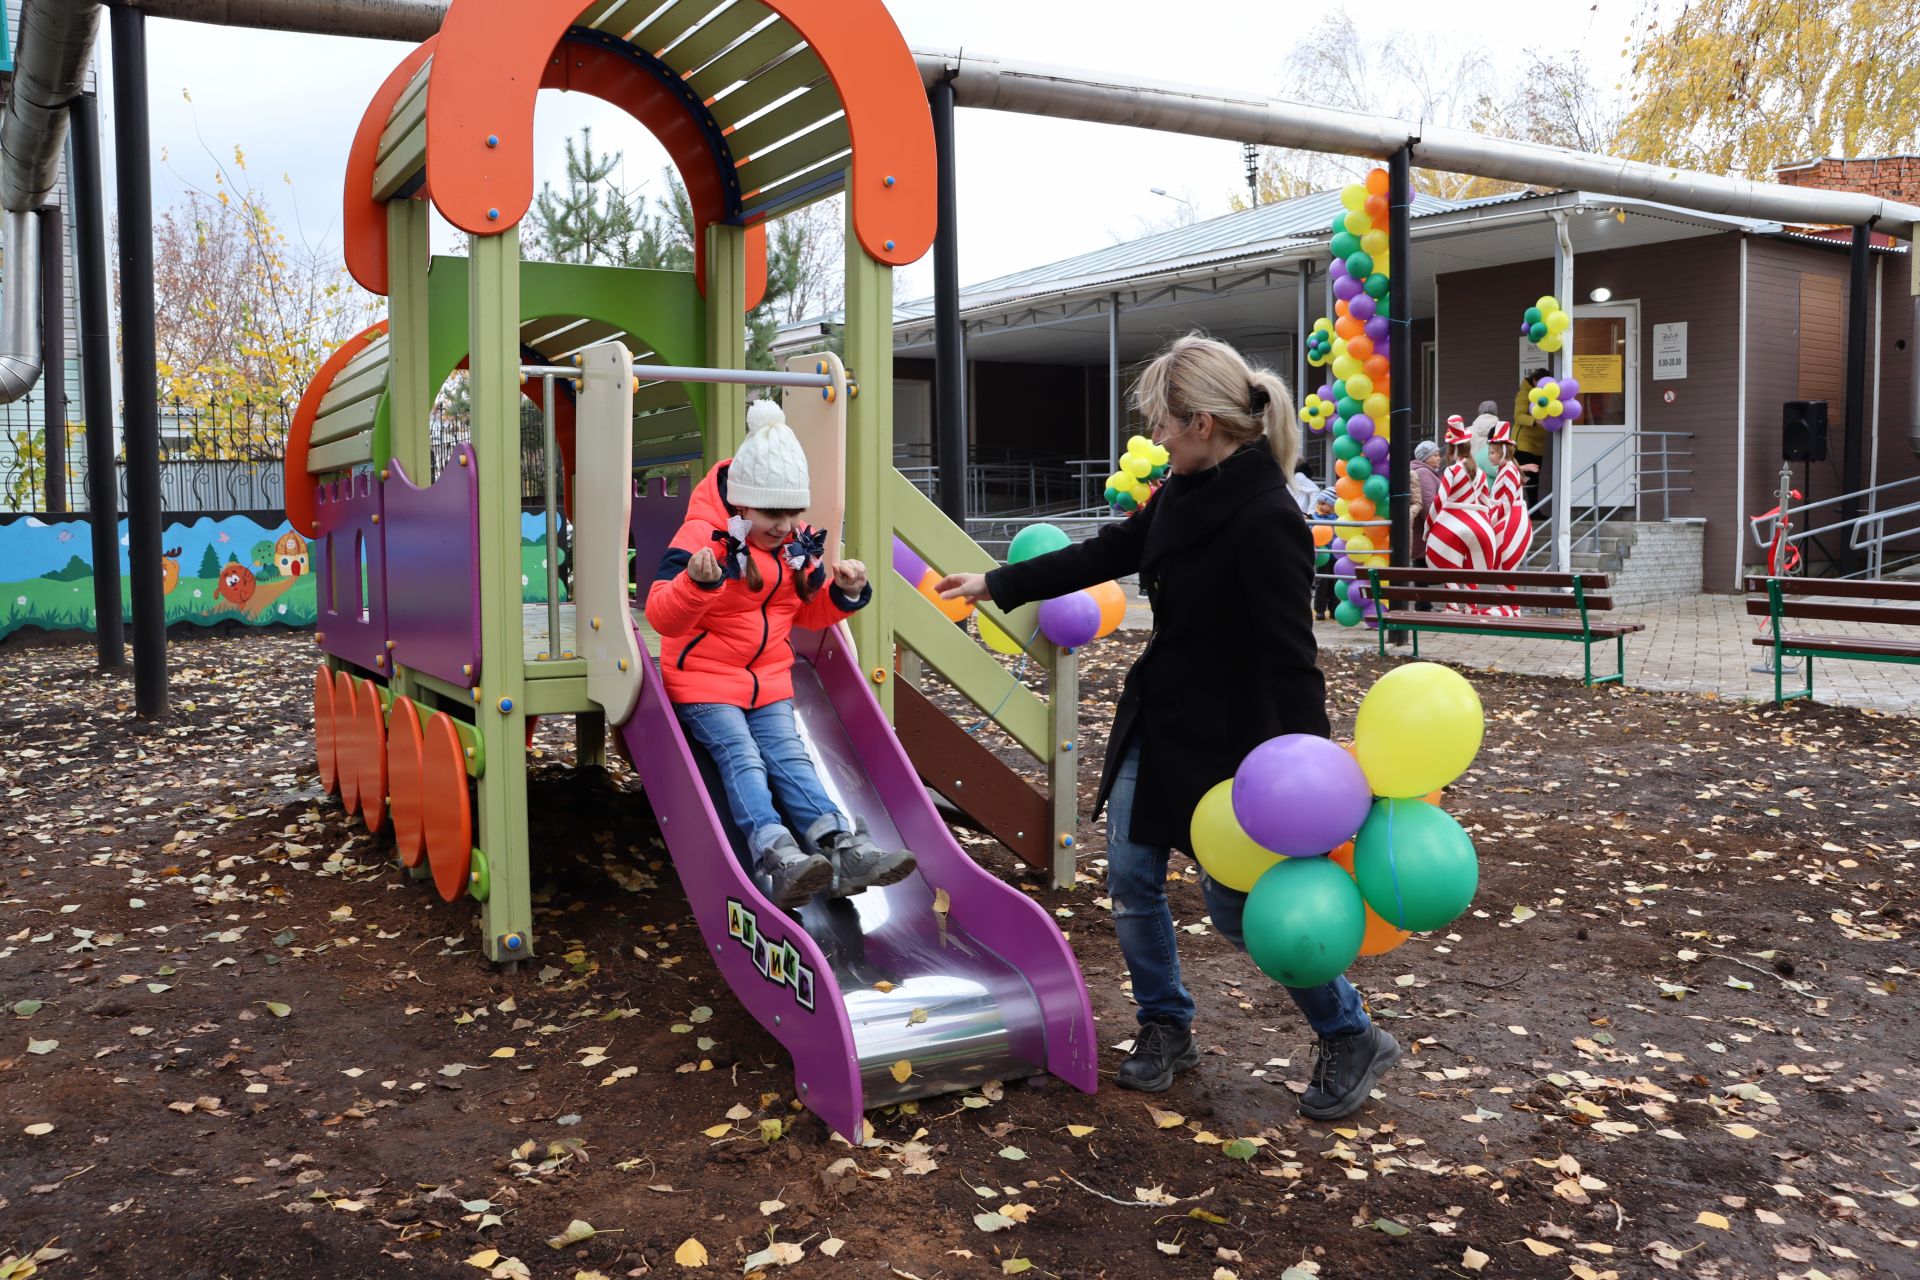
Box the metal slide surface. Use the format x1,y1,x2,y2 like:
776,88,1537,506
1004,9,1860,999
616,623,1097,1142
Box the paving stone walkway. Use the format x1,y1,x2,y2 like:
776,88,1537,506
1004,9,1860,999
1120,594,1920,715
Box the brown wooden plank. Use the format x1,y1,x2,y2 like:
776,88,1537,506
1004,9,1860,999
1382,612,1643,637
1753,632,1920,658
1745,598,1920,625
1744,576,1920,601
1375,586,1616,611
1370,566,1606,590
894,679,1050,872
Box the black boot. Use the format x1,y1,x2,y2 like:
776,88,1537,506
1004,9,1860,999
1298,1025,1402,1120
1115,1019,1200,1092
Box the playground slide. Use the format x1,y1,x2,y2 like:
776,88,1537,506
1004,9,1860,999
616,623,1097,1140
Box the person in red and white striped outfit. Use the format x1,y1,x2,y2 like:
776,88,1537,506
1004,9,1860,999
1423,416,1501,613
1486,419,1534,572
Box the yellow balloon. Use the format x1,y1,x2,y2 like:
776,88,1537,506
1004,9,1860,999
1334,498,1351,519
1189,780,1281,892
1128,434,1151,453
1345,210,1373,235
1332,355,1360,382
1346,533,1375,556
1107,470,1130,492
1335,523,1361,542
1148,444,1169,466
1373,251,1389,275
1536,295,1559,314
1345,374,1374,401
1546,309,1572,333
1363,393,1390,421
1353,661,1485,798
1124,454,1152,479
1367,553,1390,568
977,610,1025,656
1538,335,1563,353
1361,229,1388,257
1340,185,1367,212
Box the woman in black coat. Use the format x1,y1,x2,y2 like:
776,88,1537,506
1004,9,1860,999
939,333,1401,1121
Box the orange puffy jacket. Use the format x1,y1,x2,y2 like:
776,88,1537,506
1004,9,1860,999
645,461,870,709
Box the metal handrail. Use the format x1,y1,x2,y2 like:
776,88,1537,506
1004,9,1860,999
1522,430,1694,568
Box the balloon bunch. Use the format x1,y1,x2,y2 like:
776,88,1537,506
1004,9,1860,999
969,523,1126,654
1529,374,1584,433
1301,168,1395,629
895,535,975,623
1520,294,1573,353
1188,663,1485,987
1105,435,1170,514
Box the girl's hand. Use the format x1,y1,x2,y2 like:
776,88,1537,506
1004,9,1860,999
938,572,990,602
833,559,868,593
688,547,722,583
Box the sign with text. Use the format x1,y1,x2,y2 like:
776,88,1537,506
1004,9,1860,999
1571,353,1624,393
1652,322,1688,380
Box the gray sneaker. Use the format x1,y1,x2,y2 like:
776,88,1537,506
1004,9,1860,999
822,818,916,897
1299,1025,1402,1120
754,832,833,908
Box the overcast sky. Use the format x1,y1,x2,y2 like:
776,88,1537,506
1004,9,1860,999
104,0,1639,302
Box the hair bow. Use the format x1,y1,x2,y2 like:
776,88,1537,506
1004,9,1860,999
710,515,753,582
783,525,828,577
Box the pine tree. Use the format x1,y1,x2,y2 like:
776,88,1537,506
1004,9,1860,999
197,545,222,579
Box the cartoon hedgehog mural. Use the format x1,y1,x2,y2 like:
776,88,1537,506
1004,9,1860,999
215,561,257,609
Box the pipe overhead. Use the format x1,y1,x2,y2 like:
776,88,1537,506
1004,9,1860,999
0,211,42,400
112,0,444,41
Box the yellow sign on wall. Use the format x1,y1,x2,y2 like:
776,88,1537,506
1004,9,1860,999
1571,354,1623,393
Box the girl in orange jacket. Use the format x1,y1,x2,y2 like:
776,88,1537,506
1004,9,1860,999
646,400,915,906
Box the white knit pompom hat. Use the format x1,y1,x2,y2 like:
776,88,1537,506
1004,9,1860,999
728,399,811,510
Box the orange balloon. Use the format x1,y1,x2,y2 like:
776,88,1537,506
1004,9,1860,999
1365,193,1389,222
1334,315,1363,341
1088,580,1128,638
1334,298,1350,318
1312,523,1333,547
917,568,973,622
1345,334,1374,363
1425,789,1444,805
1334,458,1348,479
1366,168,1389,196
1327,840,1412,955
1335,476,1362,502
1347,497,1376,522
1329,840,1356,871
1364,354,1391,380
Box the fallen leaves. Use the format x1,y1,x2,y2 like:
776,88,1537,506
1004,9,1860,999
672,1237,708,1267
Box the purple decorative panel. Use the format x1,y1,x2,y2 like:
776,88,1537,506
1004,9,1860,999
386,446,482,686
631,473,694,577
313,470,389,672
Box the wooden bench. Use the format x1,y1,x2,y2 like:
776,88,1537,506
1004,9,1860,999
1363,567,1644,687
1745,576,1920,703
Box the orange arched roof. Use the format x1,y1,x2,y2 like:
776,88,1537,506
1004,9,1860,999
345,0,934,298
284,321,389,537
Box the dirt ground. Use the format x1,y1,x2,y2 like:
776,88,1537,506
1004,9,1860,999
1,627,1917,1280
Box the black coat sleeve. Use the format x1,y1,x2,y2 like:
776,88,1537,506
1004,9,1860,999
985,505,1153,611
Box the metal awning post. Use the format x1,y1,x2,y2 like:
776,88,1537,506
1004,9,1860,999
1107,293,1121,463
1840,223,1872,573
931,73,968,524
71,92,122,668
1550,210,1574,573
1386,145,1412,646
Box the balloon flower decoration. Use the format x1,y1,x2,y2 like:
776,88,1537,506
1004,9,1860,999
1189,663,1484,986
1520,294,1573,354
1105,434,1170,514
1528,374,1584,433
938,523,1127,656
1299,168,1393,629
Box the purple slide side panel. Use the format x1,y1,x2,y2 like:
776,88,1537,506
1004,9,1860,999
385,446,483,686
803,627,1100,1095
620,656,868,1143
313,471,389,671
631,473,694,574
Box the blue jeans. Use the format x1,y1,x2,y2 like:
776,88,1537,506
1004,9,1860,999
677,700,846,861
1105,739,1371,1039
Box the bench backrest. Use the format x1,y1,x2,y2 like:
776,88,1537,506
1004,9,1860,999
1368,566,1615,613
1745,576,1920,626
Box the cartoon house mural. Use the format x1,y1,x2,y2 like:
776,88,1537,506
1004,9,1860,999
274,529,310,577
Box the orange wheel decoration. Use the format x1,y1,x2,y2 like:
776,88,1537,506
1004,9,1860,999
333,670,362,815
388,697,427,867
422,711,473,903
314,664,337,793
357,677,388,834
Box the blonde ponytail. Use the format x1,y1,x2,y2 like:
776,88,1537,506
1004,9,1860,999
1134,331,1298,473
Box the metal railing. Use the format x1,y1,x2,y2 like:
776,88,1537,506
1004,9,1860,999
1524,430,1694,567
1749,473,1920,580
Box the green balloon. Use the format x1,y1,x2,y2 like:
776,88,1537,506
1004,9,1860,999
1363,474,1389,502
1523,306,1543,325
1345,456,1373,483
1242,858,1366,987
1351,799,1479,932
1332,435,1361,461
1374,296,1390,319
1334,600,1362,628
1007,523,1071,564
1345,250,1374,278
1364,273,1390,299
1330,232,1361,259
1336,396,1362,418
1529,321,1549,342
1316,549,1331,568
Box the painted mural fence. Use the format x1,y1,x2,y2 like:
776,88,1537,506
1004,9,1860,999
0,510,568,642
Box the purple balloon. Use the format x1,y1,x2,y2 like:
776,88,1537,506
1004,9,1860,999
1346,413,1375,442
1037,591,1101,650
1562,397,1583,422
1362,435,1390,464
1329,259,1349,280
1232,735,1373,857
1543,415,1565,432
1333,555,1356,579
892,536,928,586
1365,315,1390,343
1318,383,1335,402
1345,579,1368,606
1557,377,1581,400
1348,294,1376,321
1334,275,1363,301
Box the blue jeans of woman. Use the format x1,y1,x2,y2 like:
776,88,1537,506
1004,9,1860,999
677,699,846,861
1105,738,1371,1038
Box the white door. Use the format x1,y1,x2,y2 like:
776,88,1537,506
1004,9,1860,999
1565,304,1638,510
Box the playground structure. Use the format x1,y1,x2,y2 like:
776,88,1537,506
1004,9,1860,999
282,0,1095,1139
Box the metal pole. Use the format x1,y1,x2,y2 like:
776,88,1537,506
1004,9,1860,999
71,92,122,668
1107,292,1121,462
38,205,67,513
1840,222,1871,574
1386,145,1411,645
1295,261,1310,412
540,373,561,656
112,6,168,717
930,75,967,524
1550,211,1575,572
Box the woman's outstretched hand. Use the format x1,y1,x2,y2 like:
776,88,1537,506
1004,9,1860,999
937,572,991,602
